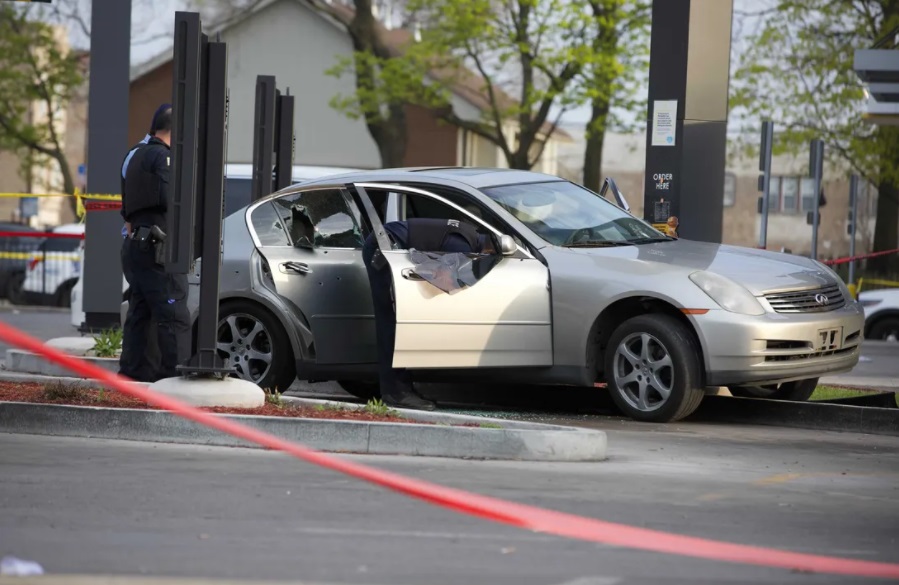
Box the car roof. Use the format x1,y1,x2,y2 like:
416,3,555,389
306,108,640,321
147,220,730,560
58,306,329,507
295,166,567,190
51,223,85,234
224,163,368,181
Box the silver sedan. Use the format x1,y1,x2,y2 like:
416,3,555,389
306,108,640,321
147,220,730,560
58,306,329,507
179,167,863,422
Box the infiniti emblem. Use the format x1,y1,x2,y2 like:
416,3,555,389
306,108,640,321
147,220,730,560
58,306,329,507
815,293,829,305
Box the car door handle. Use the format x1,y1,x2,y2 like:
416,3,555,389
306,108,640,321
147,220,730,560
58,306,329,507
401,268,424,281
282,261,311,274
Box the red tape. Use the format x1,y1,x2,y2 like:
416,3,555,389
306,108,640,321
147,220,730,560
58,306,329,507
1,319,898,580
822,248,899,266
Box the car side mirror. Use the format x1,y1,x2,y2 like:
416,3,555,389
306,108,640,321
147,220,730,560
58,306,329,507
499,234,517,256
600,177,630,212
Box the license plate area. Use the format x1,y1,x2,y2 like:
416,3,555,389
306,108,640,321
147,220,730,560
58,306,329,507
816,327,843,351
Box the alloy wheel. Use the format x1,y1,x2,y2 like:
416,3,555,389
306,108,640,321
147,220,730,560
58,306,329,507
216,313,273,383
612,332,674,413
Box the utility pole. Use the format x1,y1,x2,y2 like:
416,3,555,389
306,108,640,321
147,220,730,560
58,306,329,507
757,121,774,249
807,139,824,261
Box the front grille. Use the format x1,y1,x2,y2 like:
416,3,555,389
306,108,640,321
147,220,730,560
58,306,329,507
764,283,845,313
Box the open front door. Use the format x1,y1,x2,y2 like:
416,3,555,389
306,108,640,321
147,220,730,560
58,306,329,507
351,183,553,369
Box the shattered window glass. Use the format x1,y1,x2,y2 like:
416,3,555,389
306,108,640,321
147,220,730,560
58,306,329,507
271,188,364,249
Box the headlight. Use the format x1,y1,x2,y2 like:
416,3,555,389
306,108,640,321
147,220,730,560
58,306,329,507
689,271,766,316
813,260,854,300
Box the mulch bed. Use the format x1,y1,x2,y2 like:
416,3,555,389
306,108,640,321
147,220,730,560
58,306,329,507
0,381,474,425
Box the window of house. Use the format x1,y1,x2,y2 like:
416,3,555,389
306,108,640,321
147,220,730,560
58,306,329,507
781,177,799,214
767,176,781,212
723,173,736,207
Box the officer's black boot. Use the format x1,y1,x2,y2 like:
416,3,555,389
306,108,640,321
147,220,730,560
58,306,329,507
380,369,436,411
382,389,437,411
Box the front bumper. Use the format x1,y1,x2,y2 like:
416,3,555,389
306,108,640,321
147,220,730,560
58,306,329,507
693,300,866,387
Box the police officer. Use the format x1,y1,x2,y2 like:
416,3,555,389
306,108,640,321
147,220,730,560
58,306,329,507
117,108,163,381
362,217,495,410
118,104,190,382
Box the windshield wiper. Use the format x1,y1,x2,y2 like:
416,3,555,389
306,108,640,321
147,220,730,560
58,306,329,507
563,240,636,248
627,236,676,244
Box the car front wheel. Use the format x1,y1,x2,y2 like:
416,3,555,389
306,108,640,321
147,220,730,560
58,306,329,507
216,301,296,393
868,316,899,342
604,314,705,423
728,378,818,401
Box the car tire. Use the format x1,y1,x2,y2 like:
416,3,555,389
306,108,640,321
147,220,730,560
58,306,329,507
868,316,899,342
337,380,380,401
54,279,76,308
728,378,818,401
217,301,296,393
604,314,705,423
5,271,26,305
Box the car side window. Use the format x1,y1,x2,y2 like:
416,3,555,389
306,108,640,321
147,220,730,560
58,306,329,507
402,193,494,240
249,202,291,246
272,188,364,249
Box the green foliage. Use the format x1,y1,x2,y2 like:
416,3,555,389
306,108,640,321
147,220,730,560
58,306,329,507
42,381,84,401
729,1,899,186
324,0,650,171
0,5,83,194
92,328,123,358
364,397,397,417
263,387,284,408
479,421,503,429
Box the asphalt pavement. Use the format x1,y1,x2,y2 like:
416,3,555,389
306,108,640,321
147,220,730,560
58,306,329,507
0,304,75,357
1,427,897,585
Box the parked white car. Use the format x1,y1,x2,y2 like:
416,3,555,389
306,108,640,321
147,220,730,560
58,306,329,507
859,288,899,341
21,223,84,307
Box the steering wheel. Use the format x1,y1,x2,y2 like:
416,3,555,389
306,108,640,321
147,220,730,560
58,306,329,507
562,227,594,247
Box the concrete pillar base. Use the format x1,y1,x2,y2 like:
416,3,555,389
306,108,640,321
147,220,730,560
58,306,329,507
149,376,265,408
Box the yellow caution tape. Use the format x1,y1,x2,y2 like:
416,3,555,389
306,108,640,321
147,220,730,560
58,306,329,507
0,192,120,200
0,252,80,261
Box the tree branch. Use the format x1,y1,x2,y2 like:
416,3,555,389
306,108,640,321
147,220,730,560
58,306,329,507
462,40,513,159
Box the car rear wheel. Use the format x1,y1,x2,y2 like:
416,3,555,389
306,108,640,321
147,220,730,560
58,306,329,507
5,271,26,305
216,301,296,393
868,316,899,342
604,314,705,423
728,378,818,401
55,278,76,308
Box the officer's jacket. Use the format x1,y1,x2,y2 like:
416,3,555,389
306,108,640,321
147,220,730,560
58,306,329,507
121,136,170,226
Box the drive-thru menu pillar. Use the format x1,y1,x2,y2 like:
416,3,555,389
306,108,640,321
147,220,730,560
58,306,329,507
642,0,734,243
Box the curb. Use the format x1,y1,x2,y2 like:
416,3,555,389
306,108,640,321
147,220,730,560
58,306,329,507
5,349,119,378
819,375,898,391
0,401,608,462
689,395,899,437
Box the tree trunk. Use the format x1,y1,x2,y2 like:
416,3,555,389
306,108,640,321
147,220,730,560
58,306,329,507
582,99,610,191
870,125,899,274
507,145,533,170
375,104,408,168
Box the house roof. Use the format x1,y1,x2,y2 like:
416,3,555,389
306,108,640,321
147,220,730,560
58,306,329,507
129,0,570,142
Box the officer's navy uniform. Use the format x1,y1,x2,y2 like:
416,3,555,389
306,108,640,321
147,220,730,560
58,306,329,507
118,135,190,381
362,218,486,410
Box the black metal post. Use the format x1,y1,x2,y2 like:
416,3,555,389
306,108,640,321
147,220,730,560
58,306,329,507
251,75,276,201
809,139,824,261
848,174,859,284
757,121,774,249
180,38,231,377
273,89,295,191
167,12,202,275
82,0,131,332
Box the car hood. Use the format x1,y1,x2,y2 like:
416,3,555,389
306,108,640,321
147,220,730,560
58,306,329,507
570,238,835,296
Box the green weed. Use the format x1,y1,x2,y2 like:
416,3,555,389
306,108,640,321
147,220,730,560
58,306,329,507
92,328,123,358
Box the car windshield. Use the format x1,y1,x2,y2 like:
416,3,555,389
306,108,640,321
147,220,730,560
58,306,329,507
481,180,668,246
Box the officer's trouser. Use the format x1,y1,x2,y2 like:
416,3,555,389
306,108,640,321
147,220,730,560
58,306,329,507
362,234,414,399
119,236,190,381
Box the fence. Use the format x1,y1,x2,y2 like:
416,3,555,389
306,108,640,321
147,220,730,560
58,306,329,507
0,229,84,307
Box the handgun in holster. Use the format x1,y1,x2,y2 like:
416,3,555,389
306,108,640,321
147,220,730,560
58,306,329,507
150,225,167,265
